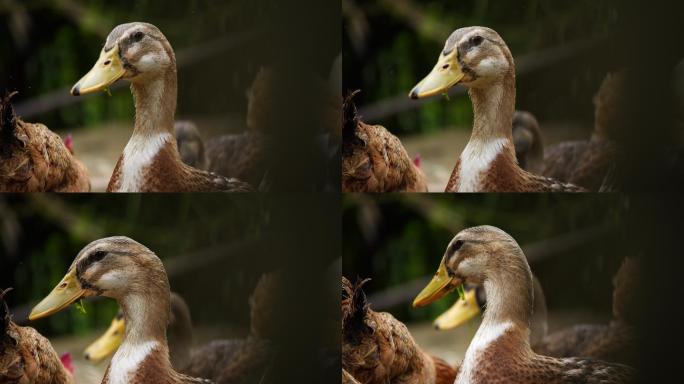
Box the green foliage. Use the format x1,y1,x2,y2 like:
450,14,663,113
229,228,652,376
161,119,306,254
344,0,622,135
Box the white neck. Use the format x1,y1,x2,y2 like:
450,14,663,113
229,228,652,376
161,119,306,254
457,78,517,192
107,293,168,384
108,340,158,384
457,257,534,384
458,137,507,192
116,72,177,192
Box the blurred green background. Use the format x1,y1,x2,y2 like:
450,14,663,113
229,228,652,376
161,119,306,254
0,193,341,383
342,194,628,323
0,194,266,336
1,0,283,130
1,0,341,191
343,0,622,135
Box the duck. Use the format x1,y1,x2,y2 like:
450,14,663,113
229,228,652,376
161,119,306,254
342,91,428,192
434,275,548,345
28,236,212,383
512,111,544,174
174,121,208,171
82,275,277,383
0,91,90,192
413,225,635,384
201,67,275,188
542,72,624,191
409,27,585,192
342,277,456,384
84,292,193,369
70,22,252,192
533,257,638,366
0,287,75,384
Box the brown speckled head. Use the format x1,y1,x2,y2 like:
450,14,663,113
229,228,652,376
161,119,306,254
442,226,525,283
442,26,514,88
69,236,169,300
105,22,176,83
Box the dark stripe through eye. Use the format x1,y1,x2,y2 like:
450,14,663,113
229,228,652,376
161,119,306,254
76,249,109,278
132,31,145,42
91,250,107,262
470,35,483,47
451,240,465,253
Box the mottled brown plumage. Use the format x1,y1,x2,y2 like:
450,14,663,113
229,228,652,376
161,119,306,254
0,288,74,384
543,72,625,191
533,258,638,366
342,277,456,384
107,140,251,192
416,226,635,384
342,92,428,192
0,92,90,192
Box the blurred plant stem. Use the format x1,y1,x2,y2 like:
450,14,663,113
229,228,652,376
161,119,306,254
41,0,111,37
29,195,104,241
378,0,451,44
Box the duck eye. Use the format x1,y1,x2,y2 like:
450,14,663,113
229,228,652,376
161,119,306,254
470,35,484,47
91,250,107,262
132,31,145,42
452,240,465,253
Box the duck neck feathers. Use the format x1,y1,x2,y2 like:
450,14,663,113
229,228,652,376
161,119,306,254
105,272,171,384
107,62,245,192
447,72,520,192
447,71,584,192
457,248,634,384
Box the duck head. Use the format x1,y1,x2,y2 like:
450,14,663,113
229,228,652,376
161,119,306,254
409,26,513,98
413,225,525,307
71,22,175,96
29,236,167,320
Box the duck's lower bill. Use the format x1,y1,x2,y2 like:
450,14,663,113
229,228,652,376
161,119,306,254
412,259,461,307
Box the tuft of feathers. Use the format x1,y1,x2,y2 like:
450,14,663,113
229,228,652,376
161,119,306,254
341,277,371,338
0,92,19,159
342,91,362,157
0,287,12,337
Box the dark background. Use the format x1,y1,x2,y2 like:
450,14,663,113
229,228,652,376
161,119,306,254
0,193,341,383
0,0,342,191
342,194,626,322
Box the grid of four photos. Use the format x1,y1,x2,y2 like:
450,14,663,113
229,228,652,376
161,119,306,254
1,1,684,383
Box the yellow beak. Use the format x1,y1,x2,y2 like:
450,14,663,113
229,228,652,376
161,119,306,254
433,288,480,330
409,51,464,99
29,268,86,321
71,45,125,96
413,258,461,307
84,315,125,363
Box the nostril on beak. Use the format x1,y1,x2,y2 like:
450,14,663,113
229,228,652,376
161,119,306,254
103,60,111,66
84,353,90,360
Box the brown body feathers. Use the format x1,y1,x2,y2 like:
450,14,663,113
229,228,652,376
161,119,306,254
342,92,428,192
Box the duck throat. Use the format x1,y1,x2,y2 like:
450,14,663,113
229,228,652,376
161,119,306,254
108,280,170,384
457,74,517,191
116,69,179,191
459,251,534,382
